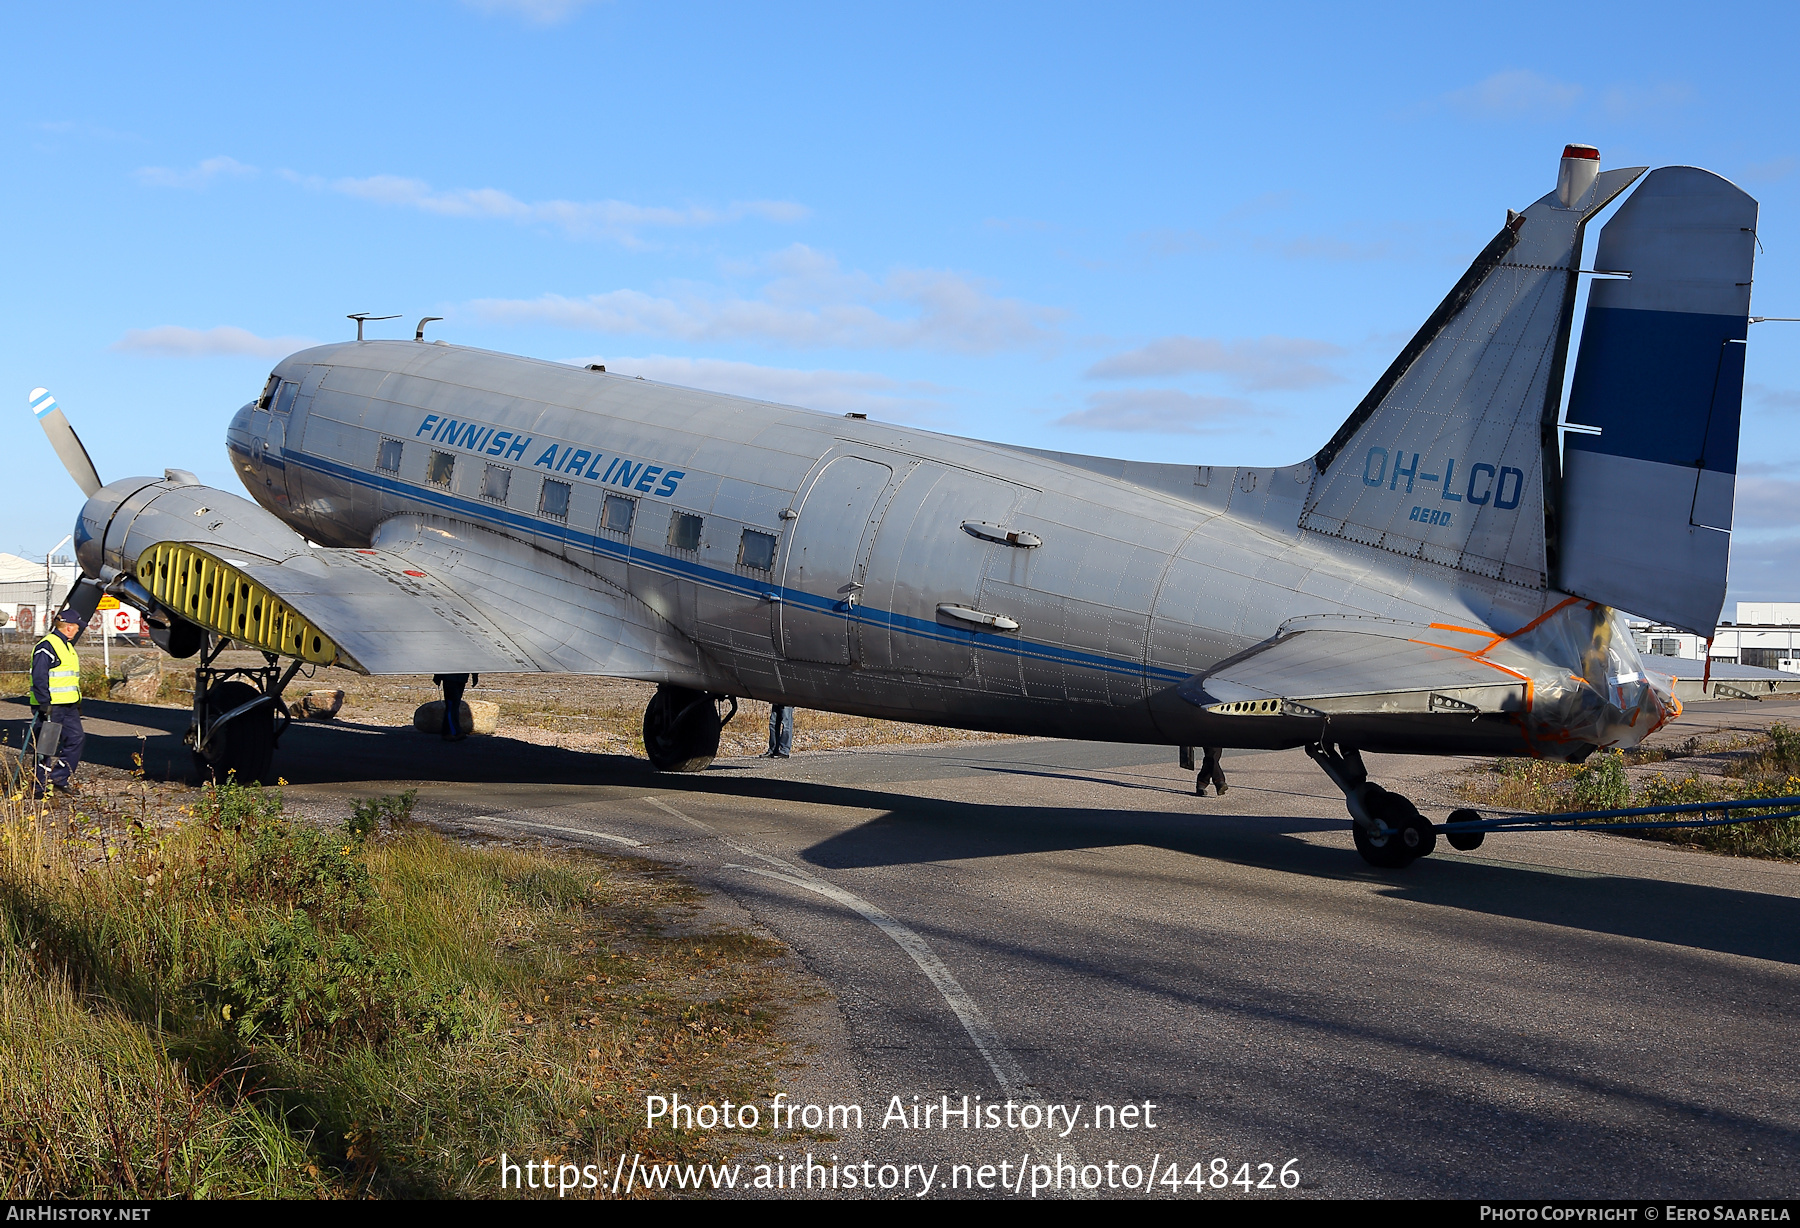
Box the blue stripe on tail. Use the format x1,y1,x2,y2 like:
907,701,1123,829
1564,306,1747,473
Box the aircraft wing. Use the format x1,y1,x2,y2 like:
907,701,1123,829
129,509,692,677
133,539,543,674
1179,618,1530,717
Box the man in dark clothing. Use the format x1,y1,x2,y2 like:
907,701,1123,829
432,673,478,741
30,610,86,795
763,704,793,758
1197,746,1228,796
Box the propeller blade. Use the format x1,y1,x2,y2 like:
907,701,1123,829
29,387,103,497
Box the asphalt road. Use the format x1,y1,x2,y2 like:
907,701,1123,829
16,695,1800,1199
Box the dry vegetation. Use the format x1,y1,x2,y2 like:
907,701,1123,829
42,646,1019,760
1458,722,1800,860
0,763,816,1198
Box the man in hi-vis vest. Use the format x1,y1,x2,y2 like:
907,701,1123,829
29,609,86,795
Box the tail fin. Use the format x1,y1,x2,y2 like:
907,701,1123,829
1300,152,1643,591
1556,168,1758,634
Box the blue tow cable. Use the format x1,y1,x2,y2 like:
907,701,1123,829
1439,795,1800,835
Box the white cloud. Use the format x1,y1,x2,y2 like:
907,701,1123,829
1601,80,1695,120
1733,470,1800,532
1262,234,1397,262
133,155,257,188
1086,335,1344,390
1054,389,1251,434
1749,383,1800,412
112,325,316,358
1741,157,1797,184
460,0,602,24
285,170,806,245
1443,69,1583,118
473,245,1065,354
577,355,951,422
1724,531,1800,603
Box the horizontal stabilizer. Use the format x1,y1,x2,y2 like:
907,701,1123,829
1559,167,1758,634
1181,620,1527,717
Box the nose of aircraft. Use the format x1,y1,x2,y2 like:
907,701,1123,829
226,400,255,452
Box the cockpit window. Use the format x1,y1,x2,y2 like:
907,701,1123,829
257,374,281,410
272,381,299,416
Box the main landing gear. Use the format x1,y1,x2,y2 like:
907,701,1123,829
642,684,738,773
186,636,302,786
1306,741,1485,868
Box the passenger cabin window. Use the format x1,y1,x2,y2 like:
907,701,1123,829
272,381,299,416
427,450,455,489
739,529,777,571
539,479,571,519
668,512,702,552
376,439,403,474
480,463,511,503
602,494,635,534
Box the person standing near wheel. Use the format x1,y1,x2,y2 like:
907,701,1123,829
432,672,478,741
29,609,86,796
764,703,793,758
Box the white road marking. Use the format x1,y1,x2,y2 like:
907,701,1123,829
469,815,642,847
642,794,1030,1100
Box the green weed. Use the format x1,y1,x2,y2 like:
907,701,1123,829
0,781,797,1197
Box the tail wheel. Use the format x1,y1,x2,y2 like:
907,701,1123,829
1445,808,1486,852
194,679,275,785
642,685,722,773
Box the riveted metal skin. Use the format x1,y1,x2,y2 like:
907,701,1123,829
63,157,1753,765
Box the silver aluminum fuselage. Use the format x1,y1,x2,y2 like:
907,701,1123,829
223,339,1587,754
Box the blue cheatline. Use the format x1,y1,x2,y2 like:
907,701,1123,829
276,445,1195,686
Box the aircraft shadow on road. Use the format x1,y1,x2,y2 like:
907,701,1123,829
23,699,1800,968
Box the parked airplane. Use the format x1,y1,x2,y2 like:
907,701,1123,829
35,147,1758,867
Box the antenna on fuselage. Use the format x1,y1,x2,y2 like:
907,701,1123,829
347,313,400,341
415,317,443,341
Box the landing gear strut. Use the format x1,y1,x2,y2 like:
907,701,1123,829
186,636,301,785
1306,741,1437,868
642,685,737,773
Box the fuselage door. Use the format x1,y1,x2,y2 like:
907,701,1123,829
779,456,893,665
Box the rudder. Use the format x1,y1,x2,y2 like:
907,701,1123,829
1557,167,1758,634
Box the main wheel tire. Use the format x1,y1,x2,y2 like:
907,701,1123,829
642,685,722,773
194,680,275,785
1352,784,1432,867
1445,807,1486,851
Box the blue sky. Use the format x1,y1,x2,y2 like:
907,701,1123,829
5,1,1797,608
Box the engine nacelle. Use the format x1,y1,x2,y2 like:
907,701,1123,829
75,474,312,582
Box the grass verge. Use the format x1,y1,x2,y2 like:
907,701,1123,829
1460,723,1800,860
0,779,798,1197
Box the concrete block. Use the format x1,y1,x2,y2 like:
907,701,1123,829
413,698,499,735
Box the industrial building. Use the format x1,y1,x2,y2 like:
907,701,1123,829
1632,602,1800,673
0,551,78,638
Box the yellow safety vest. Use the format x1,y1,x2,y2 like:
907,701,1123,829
31,633,80,706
